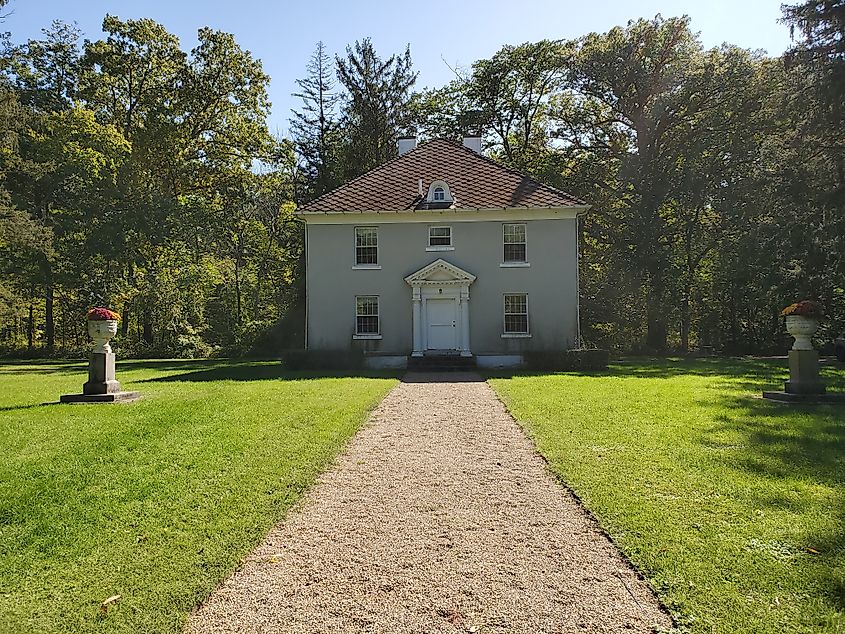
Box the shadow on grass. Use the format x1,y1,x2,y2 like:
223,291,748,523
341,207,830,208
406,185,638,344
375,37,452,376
0,402,63,413
701,383,845,612
138,363,401,383
0,361,86,376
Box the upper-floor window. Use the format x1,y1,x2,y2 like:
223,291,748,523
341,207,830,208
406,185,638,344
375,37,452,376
503,223,527,263
504,293,529,335
429,226,452,247
355,226,378,265
433,187,445,202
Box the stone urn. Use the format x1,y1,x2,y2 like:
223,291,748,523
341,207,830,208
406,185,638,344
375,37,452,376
88,319,119,353
785,315,819,351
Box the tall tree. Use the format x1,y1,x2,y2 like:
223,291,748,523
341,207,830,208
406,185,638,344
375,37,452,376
465,39,572,168
290,41,341,200
335,38,417,177
554,16,763,350
10,21,81,112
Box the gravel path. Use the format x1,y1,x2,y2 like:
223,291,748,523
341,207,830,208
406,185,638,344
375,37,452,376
187,373,671,633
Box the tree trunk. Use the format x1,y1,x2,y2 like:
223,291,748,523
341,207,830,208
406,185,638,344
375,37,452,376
27,303,34,350
680,293,691,354
143,311,153,345
645,271,668,351
234,258,242,329
45,281,54,353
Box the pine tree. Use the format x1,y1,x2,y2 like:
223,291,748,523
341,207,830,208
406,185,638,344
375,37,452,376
335,38,417,178
290,41,341,200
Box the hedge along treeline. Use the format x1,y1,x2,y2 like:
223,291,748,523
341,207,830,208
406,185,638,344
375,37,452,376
0,17,304,357
2,6,843,357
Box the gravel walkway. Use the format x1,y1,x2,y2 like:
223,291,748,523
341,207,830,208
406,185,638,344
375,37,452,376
187,373,671,633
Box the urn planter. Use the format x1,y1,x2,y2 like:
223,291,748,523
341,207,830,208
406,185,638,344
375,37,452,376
785,315,819,351
61,312,140,404
88,319,119,353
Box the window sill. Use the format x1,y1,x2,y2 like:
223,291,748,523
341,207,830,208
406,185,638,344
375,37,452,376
352,265,382,270
426,245,455,252
501,333,532,338
500,262,530,268
353,334,383,340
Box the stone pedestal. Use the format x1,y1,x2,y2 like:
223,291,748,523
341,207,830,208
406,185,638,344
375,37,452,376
61,353,140,404
761,349,844,404
784,349,826,395
84,352,121,395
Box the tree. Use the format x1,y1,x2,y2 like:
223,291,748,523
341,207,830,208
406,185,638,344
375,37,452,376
290,41,341,200
10,20,81,112
552,16,763,350
465,39,572,168
335,38,417,177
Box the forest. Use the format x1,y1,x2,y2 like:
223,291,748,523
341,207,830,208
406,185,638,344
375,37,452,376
0,1,842,357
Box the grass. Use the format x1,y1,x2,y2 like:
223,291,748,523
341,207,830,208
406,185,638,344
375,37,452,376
490,357,845,633
0,359,397,634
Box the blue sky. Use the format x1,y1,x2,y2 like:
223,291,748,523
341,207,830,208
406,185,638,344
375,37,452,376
4,0,793,136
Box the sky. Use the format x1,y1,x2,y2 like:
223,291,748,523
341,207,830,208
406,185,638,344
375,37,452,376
4,0,794,136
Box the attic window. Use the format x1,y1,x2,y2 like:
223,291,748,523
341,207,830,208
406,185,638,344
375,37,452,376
426,180,453,204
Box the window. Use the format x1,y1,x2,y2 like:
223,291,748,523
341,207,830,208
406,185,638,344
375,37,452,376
503,223,527,263
504,294,529,334
355,226,378,265
433,187,445,202
355,296,380,335
429,226,452,247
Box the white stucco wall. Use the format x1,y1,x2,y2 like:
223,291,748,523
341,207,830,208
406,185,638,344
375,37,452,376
304,213,580,355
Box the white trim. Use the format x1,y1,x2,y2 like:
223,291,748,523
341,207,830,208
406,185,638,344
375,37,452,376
354,225,378,266
354,295,380,337
303,220,309,349
405,259,475,357
428,225,452,248
499,262,530,268
351,265,382,270
503,222,527,264
299,206,589,224
503,292,530,336
404,259,477,286
427,180,453,203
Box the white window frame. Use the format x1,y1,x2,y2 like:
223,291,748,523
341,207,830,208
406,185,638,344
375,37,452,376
502,293,530,337
501,223,529,267
433,187,445,202
426,225,454,251
354,295,381,339
353,226,380,269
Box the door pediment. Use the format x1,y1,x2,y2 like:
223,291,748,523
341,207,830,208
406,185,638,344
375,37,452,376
404,259,476,287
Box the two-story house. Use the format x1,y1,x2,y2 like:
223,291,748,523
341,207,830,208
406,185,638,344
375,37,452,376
296,136,590,369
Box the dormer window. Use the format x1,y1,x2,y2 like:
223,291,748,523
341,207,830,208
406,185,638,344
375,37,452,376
426,180,453,205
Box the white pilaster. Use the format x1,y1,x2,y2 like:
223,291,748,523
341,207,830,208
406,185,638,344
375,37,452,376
411,288,423,357
460,289,471,356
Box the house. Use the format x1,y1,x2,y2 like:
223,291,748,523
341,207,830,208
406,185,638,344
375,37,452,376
295,136,590,369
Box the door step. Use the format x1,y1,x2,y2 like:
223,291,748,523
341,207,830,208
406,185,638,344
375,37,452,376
407,355,477,371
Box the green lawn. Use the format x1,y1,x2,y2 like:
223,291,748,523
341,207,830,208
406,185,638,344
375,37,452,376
490,358,845,633
0,360,397,633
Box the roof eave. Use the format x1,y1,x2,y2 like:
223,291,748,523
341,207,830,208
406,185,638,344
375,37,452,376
295,203,590,217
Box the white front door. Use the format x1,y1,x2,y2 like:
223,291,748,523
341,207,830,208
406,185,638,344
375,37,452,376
426,298,457,350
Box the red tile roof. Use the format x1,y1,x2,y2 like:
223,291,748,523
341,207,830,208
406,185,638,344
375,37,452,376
297,138,587,213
